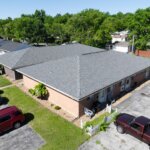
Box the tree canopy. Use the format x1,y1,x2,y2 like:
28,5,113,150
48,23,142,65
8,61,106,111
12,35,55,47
0,8,149,49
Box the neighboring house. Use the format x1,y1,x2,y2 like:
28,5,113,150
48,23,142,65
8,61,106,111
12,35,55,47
112,42,130,53
0,43,150,117
111,31,129,44
0,39,30,55
111,31,130,53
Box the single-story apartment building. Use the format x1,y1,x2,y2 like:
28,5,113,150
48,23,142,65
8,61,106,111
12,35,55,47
0,44,150,117
0,44,104,80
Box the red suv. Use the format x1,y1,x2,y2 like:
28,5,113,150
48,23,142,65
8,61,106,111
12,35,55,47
0,106,25,133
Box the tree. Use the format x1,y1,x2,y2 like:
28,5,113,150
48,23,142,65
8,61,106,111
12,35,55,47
0,8,149,49
67,9,108,47
0,17,12,39
128,7,150,50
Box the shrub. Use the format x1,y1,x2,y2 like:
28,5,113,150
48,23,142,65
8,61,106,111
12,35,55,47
83,121,93,131
54,106,61,110
34,83,48,99
99,122,110,131
0,65,4,75
96,140,100,145
28,89,35,95
51,103,54,107
0,65,3,70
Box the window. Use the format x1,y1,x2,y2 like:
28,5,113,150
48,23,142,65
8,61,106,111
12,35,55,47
145,69,150,78
13,111,22,116
100,90,104,97
107,87,111,93
126,79,129,84
90,95,94,100
144,124,150,132
130,123,141,131
96,94,99,99
87,95,94,101
0,115,11,123
120,80,125,86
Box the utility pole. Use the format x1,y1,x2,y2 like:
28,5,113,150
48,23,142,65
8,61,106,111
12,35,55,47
132,35,135,53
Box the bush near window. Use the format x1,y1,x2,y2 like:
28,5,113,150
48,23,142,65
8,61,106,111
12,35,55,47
28,83,48,99
54,106,61,110
28,89,35,95
0,65,4,75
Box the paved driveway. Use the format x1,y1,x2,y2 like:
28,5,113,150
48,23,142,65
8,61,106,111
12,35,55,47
0,125,45,150
79,83,150,150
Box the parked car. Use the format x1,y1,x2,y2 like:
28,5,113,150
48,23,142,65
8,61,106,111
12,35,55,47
114,113,150,146
0,106,25,133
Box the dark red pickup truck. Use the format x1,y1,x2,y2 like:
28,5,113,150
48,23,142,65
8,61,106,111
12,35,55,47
114,113,150,146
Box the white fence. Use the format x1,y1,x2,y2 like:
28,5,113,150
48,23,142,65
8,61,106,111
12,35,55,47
84,107,118,136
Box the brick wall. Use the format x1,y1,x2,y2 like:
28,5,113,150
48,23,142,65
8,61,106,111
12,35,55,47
113,82,121,98
23,75,80,117
4,67,23,80
132,71,146,85
135,50,150,58
79,94,98,116
4,67,16,80
23,69,147,117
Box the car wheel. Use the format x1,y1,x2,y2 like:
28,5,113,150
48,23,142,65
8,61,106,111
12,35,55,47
117,125,124,134
13,122,21,129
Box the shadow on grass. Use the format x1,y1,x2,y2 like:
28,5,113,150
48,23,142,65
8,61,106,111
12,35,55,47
23,112,34,125
0,90,4,95
0,97,9,105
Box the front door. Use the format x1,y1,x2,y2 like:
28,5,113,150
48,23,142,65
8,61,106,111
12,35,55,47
145,69,150,79
98,89,107,103
107,85,113,104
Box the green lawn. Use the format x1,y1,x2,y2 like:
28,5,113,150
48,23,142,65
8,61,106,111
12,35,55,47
0,76,11,87
2,86,88,150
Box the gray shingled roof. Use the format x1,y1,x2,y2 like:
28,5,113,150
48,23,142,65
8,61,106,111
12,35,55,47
0,39,3,43
0,44,105,69
17,51,150,101
0,40,29,52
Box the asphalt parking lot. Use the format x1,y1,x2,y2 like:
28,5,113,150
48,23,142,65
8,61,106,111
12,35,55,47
79,83,150,150
0,125,45,150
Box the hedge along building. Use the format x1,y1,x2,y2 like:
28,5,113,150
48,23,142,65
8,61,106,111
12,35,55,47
0,44,150,117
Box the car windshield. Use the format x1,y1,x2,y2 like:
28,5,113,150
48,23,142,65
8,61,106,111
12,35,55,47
129,117,136,124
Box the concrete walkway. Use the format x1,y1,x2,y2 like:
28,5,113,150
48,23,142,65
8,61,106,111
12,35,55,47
79,82,150,150
0,125,45,150
0,84,14,90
